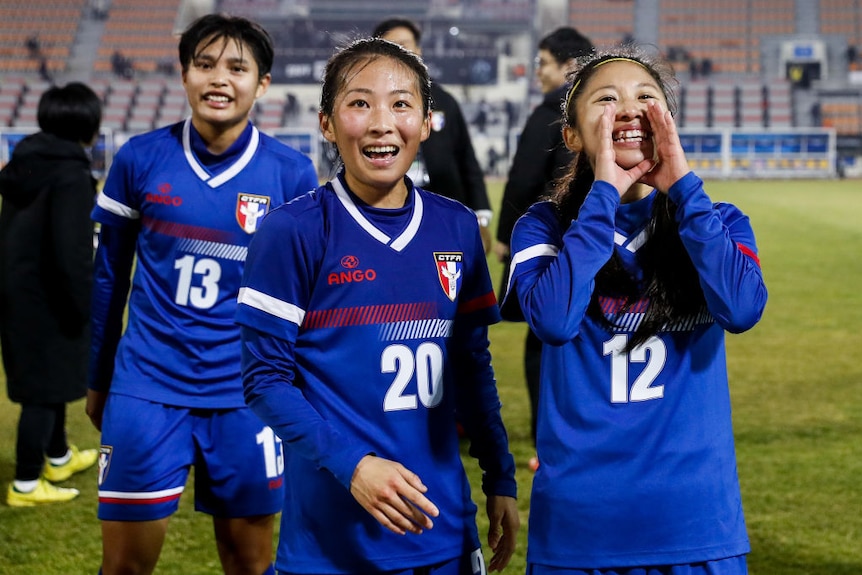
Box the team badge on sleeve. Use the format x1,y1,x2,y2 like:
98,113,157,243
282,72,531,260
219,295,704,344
236,193,271,233
435,252,463,301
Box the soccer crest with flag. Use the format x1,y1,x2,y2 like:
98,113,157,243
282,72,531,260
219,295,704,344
434,252,463,301
236,193,271,234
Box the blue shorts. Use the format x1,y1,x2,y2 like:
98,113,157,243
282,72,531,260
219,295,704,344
526,556,747,575
97,393,285,521
278,547,487,575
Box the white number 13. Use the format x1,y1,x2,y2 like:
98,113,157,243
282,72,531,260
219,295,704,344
603,334,666,403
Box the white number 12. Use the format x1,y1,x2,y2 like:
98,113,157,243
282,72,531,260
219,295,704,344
603,334,666,403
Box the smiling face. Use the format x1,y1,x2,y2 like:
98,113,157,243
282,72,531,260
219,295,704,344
563,60,667,170
319,55,430,206
182,35,270,143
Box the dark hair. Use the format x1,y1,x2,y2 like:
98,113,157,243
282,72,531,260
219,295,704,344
552,46,701,350
319,37,431,118
371,17,422,44
178,13,274,78
538,27,593,65
37,82,102,143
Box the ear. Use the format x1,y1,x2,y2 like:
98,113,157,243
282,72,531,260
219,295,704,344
562,125,582,152
419,111,431,142
255,73,271,100
319,112,336,144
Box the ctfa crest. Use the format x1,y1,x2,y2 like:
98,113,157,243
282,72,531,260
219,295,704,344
236,193,271,234
434,252,463,302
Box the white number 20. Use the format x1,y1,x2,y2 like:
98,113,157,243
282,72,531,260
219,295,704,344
382,343,444,412
603,334,666,403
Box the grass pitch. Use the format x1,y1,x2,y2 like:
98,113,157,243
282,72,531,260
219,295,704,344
1,178,861,574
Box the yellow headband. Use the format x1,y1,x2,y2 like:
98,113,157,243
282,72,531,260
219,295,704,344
564,57,651,113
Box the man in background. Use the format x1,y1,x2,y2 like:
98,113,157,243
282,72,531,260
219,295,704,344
494,27,593,468
373,17,494,253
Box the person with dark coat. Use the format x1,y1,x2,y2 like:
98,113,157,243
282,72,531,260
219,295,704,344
0,82,102,506
373,17,494,253
493,27,593,466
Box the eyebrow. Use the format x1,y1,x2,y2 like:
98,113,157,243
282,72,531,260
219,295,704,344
344,87,416,98
588,82,658,94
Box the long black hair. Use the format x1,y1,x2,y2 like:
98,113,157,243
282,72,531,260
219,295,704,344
553,45,704,349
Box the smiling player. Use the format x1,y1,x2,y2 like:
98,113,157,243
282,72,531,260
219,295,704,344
86,14,318,575
236,37,519,575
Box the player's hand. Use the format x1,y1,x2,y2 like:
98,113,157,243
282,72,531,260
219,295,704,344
479,225,492,255
593,104,655,197
486,495,519,571
492,241,510,263
638,99,690,193
86,389,108,431
349,455,439,535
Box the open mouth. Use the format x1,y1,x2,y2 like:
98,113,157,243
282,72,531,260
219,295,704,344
613,129,650,143
363,145,399,159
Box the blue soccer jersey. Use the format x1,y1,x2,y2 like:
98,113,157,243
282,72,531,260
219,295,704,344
90,119,318,408
236,175,516,573
506,173,767,568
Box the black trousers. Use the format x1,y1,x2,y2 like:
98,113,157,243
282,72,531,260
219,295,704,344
15,402,68,480
524,328,542,446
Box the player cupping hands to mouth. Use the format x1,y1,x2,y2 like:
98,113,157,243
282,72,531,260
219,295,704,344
502,46,767,575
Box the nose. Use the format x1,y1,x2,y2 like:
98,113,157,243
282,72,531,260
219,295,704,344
617,96,644,120
368,105,394,134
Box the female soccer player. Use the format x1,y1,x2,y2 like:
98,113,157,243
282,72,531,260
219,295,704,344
503,46,768,575
87,14,318,575
236,38,519,574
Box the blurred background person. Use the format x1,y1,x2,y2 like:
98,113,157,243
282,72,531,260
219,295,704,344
494,26,593,467
1,82,102,506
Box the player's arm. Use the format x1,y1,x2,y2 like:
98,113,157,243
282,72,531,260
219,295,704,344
240,325,438,535
509,185,619,345
669,172,768,332
451,322,518,570
86,222,137,430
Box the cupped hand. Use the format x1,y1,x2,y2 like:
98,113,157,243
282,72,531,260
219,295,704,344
349,455,439,535
593,104,656,197
638,99,691,193
486,495,519,572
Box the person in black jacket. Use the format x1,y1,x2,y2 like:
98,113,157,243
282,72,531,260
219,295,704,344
1,83,102,506
373,17,493,253
494,27,593,465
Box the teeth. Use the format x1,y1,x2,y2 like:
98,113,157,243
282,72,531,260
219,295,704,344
365,146,397,154
614,129,645,141
206,95,229,102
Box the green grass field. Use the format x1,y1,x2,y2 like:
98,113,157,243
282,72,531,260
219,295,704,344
1,178,861,574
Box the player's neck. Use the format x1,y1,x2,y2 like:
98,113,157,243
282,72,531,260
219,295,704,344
191,117,249,155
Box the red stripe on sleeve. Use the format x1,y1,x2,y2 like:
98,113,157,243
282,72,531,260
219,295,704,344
736,242,760,267
458,291,498,314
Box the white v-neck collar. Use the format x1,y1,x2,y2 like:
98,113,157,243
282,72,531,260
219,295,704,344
182,118,260,188
331,178,423,253
614,228,648,253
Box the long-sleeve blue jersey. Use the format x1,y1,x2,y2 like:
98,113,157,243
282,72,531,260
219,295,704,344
506,172,767,568
89,119,318,408
236,174,516,573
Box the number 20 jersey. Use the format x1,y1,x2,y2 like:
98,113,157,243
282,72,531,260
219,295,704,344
91,119,318,408
236,176,502,572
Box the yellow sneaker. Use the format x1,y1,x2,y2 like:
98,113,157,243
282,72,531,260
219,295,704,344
43,445,98,483
7,478,80,507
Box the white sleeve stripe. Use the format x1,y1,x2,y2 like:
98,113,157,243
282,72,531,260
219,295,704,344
96,191,140,220
506,243,559,298
237,287,306,326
